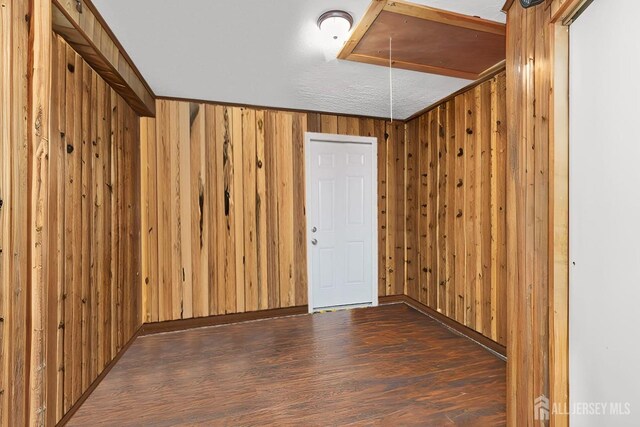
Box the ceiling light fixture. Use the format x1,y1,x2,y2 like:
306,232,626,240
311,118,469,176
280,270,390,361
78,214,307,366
317,10,353,40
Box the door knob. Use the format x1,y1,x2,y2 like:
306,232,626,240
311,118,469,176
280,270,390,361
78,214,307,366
311,238,318,245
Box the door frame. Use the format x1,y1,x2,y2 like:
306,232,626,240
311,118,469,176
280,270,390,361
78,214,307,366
546,0,592,422
304,132,378,313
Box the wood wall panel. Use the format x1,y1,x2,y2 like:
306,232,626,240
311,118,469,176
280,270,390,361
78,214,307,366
0,0,30,424
504,2,566,424
404,72,507,346
2,24,142,424
142,105,400,321
48,35,142,424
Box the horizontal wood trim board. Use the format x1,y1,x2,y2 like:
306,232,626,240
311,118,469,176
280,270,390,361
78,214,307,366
51,0,155,116
383,0,506,35
348,53,480,80
398,296,507,358
405,65,506,121
154,95,393,122
56,326,143,427
81,0,155,98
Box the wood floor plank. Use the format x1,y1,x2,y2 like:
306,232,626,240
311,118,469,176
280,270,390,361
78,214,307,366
68,304,506,426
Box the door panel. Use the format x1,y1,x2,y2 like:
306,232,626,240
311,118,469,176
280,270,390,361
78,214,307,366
346,241,365,284
308,139,374,310
318,180,335,231
347,176,365,225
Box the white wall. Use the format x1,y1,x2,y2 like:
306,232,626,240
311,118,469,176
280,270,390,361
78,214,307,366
570,0,640,425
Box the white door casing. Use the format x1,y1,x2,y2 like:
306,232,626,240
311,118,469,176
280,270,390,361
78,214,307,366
305,132,378,312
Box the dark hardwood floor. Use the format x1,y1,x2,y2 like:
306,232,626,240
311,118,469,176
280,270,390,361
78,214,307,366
68,304,506,426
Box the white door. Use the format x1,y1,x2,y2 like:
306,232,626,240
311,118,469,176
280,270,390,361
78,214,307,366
305,133,377,312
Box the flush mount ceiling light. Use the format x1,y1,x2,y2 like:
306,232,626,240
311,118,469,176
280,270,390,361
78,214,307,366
318,10,353,40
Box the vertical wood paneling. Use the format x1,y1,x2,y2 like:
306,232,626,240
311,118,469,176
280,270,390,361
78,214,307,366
28,1,52,423
292,113,308,306
0,1,30,424
232,108,245,313
142,106,396,322
264,111,280,308
203,106,219,315
79,50,91,393
2,26,142,424
223,106,238,314
445,100,457,319
404,120,419,300
50,33,66,423
493,74,507,344
454,96,467,325
478,82,492,337
275,112,295,307
505,1,562,424
374,121,388,297
436,105,449,314
178,102,193,320
242,108,259,312
404,72,507,346
255,111,268,310
49,36,143,424
464,89,477,330
387,121,405,296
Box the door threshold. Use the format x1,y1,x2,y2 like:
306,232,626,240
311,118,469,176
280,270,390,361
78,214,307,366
310,302,376,314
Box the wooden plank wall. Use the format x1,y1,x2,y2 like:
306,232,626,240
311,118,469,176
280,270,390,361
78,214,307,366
46,35,143,423
404,71,507,346
504,2,559,425
141,102,403,322
0,0,30,425
1,31,142,424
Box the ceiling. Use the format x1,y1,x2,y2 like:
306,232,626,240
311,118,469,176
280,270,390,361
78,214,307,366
92,0,506,120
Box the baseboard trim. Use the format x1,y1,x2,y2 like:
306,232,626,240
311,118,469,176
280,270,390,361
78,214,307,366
57,325,143,426
140,305,309,336
396,295,507,359
378,294,407,305
141,295,406,336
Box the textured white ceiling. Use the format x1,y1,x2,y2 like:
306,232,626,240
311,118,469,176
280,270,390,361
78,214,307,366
92,0,505,120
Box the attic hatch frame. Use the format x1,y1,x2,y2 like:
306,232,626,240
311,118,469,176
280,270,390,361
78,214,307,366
338,0,507,80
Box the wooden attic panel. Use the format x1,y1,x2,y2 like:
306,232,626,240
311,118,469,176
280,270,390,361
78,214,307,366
340,1,506,79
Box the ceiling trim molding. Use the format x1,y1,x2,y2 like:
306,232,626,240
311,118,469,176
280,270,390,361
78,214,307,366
52,0,156,116
155,96,395,122
404,63,506,122
81,0,156,98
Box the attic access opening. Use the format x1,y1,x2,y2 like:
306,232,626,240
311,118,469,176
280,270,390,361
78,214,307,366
338,0,506,80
